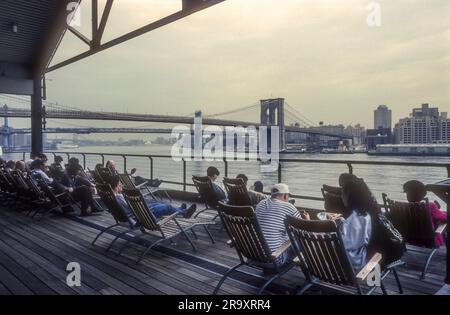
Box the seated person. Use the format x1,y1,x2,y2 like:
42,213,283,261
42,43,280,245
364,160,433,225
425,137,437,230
60,163,103,217
108,176,196,219
236,174,267,206
15,160,27,175
253,181,264,193
49,155,65,181
5,160,16,172
337,177,372,270
106,160,118,174
32,159,54,185
207,166,227,201
25,153,46,171
403,180,447,247
256,183,309,267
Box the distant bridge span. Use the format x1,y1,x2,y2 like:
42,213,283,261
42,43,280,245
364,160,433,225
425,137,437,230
0,107,352,139
9,128,176,135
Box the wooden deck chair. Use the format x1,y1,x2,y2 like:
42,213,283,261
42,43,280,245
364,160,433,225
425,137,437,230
118,172,159,201
214,202,295,295
192,175,222,219
88,168,105,184
3,169,28,210
285,216,403,295
383,194,447,279
18,173,47,216
321,185,345,214
223,177,253,206
120,188,215,263
0,169,18,206
31,177,78,218
96,166,113,183
91,183,139,251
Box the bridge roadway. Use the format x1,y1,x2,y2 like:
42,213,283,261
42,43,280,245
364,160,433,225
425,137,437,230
8,127,176,134
0,107,351,138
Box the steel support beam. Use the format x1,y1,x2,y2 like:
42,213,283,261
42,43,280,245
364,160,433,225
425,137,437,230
46,0,226,72
68,26,91,46
91,0,99,47
31,76,43,156
98,0,114,43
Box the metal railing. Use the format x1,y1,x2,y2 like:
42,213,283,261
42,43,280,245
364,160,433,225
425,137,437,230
10,150,450,285
15,151,450,202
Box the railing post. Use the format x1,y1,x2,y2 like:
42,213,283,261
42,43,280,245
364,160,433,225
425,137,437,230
346,162,353,174
22,152,26,161
65,153,70,162
100,154,105,166
223,158,228,178
182,158,187,191
278,161,282,183
446,165,450,178
122,155,127,173
81,153,86,170
149,157,154,180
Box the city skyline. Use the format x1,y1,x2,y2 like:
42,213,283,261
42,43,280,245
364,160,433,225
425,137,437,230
35,0,448,130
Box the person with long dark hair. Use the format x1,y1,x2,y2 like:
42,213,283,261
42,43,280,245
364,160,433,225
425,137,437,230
338,177,372,269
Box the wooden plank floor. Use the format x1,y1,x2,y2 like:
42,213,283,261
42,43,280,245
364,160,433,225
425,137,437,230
0,201,447,295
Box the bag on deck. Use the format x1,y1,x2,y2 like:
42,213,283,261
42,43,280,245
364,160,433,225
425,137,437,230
371,213,406,266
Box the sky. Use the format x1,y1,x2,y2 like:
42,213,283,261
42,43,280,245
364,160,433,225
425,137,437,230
7,0,450,133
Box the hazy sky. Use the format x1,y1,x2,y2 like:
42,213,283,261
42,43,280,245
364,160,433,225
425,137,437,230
40,0,450,131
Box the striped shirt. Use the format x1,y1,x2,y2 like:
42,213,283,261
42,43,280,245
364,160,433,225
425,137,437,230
255,198,301,254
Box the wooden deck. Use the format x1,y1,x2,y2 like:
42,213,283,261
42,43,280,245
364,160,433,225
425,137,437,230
0,201,447,295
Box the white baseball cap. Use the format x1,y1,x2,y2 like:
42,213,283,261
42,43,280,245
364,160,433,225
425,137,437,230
271,183,290,196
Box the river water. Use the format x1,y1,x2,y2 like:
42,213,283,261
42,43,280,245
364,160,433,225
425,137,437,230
6,145,449,209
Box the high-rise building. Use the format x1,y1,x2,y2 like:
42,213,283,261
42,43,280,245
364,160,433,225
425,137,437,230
374,105,392,130
394,103,450,144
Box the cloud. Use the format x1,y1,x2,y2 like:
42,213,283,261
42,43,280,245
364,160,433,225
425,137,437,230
46,0,449,132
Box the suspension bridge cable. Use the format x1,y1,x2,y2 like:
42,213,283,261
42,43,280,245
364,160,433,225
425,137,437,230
284,109,311,127
285,102,316,126
203,102,259,118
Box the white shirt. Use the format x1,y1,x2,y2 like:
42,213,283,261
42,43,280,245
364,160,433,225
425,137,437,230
256,198,301,254
338,210,372,270
33,169,53,184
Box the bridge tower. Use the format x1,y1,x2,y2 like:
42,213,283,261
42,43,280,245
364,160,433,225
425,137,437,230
260,98,286,151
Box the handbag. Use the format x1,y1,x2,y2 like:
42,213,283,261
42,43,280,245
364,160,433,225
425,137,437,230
371,213,406,266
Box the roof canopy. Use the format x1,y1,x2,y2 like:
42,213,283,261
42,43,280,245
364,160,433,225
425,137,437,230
0,0,71,94
0,0,225,95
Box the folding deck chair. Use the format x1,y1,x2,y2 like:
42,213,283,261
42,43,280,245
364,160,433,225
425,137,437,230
192,175,222,219
285,216,404,295
214,202,295,295
119,188,215,263
222,177,253,206
383,194,447,279
91,183,139,252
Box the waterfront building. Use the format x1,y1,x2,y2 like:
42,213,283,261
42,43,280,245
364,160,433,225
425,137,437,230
367,127,393,150
374,105,392,130
394,103,450,144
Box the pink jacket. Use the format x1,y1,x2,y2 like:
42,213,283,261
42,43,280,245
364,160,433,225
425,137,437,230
429,202,447,247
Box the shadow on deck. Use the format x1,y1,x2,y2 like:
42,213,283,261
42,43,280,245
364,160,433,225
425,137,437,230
0,201,446,295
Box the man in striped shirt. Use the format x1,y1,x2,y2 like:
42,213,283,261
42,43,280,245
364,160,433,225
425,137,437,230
255,183,309,266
